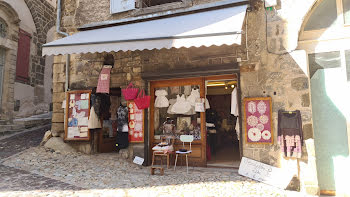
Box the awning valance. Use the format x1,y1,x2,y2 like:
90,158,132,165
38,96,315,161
42,5,247,56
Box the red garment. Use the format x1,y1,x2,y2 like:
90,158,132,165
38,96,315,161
96,67,111,94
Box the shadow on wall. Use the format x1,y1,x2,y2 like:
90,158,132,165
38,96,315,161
310,67,349,192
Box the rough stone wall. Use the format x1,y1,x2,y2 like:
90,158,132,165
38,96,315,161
240,0,318,194
24,0,56,87
0,0,56,120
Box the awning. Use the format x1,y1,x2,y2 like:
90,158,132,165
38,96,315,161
43,5,247,56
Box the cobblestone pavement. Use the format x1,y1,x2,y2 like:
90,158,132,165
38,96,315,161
0,125,83,196
0,124,51,160
1,141,317,197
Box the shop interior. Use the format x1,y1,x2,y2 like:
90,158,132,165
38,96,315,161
206,80,241,168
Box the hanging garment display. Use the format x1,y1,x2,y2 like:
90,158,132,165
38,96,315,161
231,88,239,116
116,105,129,150
184,85,191,96
117,105,129,132
88,106,102,129
171,94,192,114
278,110,303,158
205,97,210,109
195,98,205,112
186,88,200,106
167,98,177,114
154,89,169,108
96,66,111,94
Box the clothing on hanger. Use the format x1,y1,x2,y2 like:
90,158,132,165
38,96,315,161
186,88,200,106
116,104,129,151
278,110,303,158
96,66,111,94
117,105,128,132
88,106,102,129
154,89,169,108
231,88,239,116
171,94,192,114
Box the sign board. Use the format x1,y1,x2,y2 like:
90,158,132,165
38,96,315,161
238,157,294,189
243,97,273,144
65,90,91,141
133,156,144,165
127,101,144,143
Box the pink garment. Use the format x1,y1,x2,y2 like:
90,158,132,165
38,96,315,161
96,67,111,94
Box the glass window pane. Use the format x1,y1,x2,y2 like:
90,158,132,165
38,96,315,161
308,51,341,78
343,0,350,24
0,19,6,38
304,0,338,31
345,50,350,81
154,85,201,141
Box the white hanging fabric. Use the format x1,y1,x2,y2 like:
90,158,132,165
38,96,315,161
231,87,240,140
205,97,210,109
235,117,240,140
171,94,191,114
231,88,239,116
88,106,102,129
154,89,169,108
186,88,200,106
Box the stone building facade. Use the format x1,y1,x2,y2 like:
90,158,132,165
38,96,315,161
0,0,55,124
47,0,350,195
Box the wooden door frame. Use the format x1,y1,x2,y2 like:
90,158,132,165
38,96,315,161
148,74,238,166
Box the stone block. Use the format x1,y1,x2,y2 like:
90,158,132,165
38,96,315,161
291,77,309,91
51,122,64,132
132,67,142,73
53,83,65,93
52,113,64,123
301,93,310,107
52,92,65,103
44,137,76,153
53,63,65,73
132,144,144,158
53,102,64,113
240,63,256,72
40,130,52,146
302,124,313,140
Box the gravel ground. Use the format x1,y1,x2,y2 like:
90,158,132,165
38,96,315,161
1,145,317,197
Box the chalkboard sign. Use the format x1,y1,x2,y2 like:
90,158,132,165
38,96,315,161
238,157,294,189
65,90,91,141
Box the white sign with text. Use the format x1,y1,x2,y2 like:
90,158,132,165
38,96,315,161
238,157,294,189
133,156,144,165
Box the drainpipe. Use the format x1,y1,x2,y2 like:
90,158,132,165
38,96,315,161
56,0,70,92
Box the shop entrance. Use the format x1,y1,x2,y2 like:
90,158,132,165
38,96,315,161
205,78,241,168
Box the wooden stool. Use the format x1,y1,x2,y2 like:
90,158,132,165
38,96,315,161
150,166,164,175
152,151,171,169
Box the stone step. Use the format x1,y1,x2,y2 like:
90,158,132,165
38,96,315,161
0,124,25,136
13,118,51,129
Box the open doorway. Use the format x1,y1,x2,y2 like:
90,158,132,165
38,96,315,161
206,79,240,168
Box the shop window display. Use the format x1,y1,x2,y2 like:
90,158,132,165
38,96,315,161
154,85,201,141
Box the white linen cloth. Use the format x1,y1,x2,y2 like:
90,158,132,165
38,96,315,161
186,88,200,106
231,88,239,116
171,94,191,114
154,89,169,108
